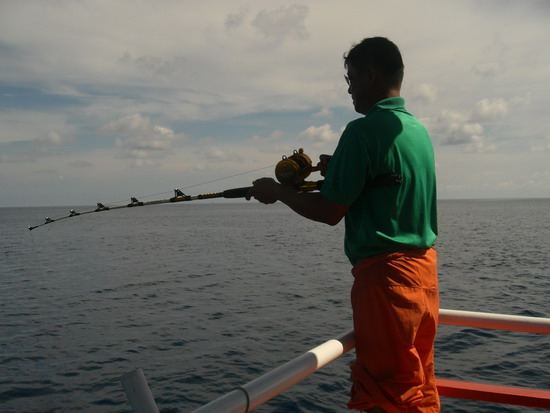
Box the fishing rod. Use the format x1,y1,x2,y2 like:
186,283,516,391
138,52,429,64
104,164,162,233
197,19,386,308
28,148,324,231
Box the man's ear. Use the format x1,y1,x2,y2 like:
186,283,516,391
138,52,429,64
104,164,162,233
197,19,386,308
364,65,376,84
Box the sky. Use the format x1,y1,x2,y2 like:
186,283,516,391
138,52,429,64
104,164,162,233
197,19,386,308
1,0,550,208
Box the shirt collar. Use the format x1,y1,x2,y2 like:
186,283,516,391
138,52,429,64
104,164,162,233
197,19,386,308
366,97,406,116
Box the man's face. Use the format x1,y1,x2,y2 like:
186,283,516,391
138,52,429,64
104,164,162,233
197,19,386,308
345,63,371,115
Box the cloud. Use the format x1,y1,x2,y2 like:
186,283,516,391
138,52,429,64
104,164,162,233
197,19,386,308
0,153,35,163
100,113,179,162
119,54,187,78
531,134,550,152
0,111,76,144
298,124,340,146
115,137,171,151
465,135,497,153
413,83,438,103
472,98,509,121
197,146,244,162
527,170,550,187
426,96,520,152
69,160,94,168
248,130,284,143
100,113,166,136
0,128,75,163
225,7,249,30
426,109,485,145
252,5,310,42
472,61,502,77
37,131,74,146
313,107,332,117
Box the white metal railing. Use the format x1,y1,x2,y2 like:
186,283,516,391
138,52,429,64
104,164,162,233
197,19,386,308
122,309,550,413
192,329,355,413
438,309,550,334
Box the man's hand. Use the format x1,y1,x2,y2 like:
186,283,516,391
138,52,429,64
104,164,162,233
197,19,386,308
246,174,348,226
246,177,281,204
317,154,332,177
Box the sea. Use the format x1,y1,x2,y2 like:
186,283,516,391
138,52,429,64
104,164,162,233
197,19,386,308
1,198,549,413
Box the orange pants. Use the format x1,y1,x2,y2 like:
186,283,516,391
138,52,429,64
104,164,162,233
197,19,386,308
347,248,440,413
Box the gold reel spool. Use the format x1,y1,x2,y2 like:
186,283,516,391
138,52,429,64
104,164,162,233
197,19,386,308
275,148,314,186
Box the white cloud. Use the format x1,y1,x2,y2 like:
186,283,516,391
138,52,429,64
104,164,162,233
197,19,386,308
115,137,170,151
252,5,310,42
472,98,509,121
69,160,94,168
531,134,550,152
426,95,523,152
100,114,179,162
465,135,496,153
37,131,74,146
472,61,502,77
119,54,187,78
225,7,249,30
197,146,244,162
527,170,550,186
0,120,76,163
427,109,485,146
100,113,160,136
0,111,76,144
298,124,340,145
248,130,284,143
413,83,438,103
0,153,34,163
313,107,332,117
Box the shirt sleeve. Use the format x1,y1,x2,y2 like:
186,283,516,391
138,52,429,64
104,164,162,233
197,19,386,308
320,122,370,207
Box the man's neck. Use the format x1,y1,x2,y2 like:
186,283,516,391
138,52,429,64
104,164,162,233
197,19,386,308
361,89,401,114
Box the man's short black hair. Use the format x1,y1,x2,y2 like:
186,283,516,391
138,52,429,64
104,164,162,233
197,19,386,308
344,37,404,86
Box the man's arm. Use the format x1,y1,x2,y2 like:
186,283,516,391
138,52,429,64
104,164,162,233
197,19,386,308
246,177,348,226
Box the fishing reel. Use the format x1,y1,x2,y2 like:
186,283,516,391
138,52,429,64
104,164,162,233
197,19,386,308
275,148,322,187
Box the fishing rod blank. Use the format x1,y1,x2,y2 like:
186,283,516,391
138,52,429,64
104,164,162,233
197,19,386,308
28,148,325,231
28,187,253,231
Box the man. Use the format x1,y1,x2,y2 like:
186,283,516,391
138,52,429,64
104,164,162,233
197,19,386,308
246,37,439,413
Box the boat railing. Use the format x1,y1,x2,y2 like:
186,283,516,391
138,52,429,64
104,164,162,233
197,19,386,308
121,309,550,413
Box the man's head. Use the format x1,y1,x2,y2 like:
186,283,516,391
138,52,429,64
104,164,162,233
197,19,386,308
344,37,404,114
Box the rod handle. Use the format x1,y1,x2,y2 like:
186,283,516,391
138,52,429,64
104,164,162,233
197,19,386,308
222,186,252,198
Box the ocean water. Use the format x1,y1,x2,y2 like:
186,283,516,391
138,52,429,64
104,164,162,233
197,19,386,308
1,198,549,413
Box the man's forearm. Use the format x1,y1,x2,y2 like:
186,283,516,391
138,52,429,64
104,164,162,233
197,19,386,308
277,186,348,226
247,177,348,225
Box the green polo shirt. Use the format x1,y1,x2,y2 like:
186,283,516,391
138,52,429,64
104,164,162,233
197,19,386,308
320,97,437,265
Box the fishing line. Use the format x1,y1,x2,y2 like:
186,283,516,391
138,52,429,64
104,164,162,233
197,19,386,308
103,164,276,208
174,164,276,193
28,150,322,231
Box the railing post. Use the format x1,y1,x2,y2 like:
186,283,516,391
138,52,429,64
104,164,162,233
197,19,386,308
121,368,160,413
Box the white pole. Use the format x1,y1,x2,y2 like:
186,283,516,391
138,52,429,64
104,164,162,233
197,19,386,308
439,309,550,334
191,330,355,413
121,368,160,413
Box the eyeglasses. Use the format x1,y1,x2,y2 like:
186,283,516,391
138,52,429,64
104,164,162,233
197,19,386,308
344,74,351,86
